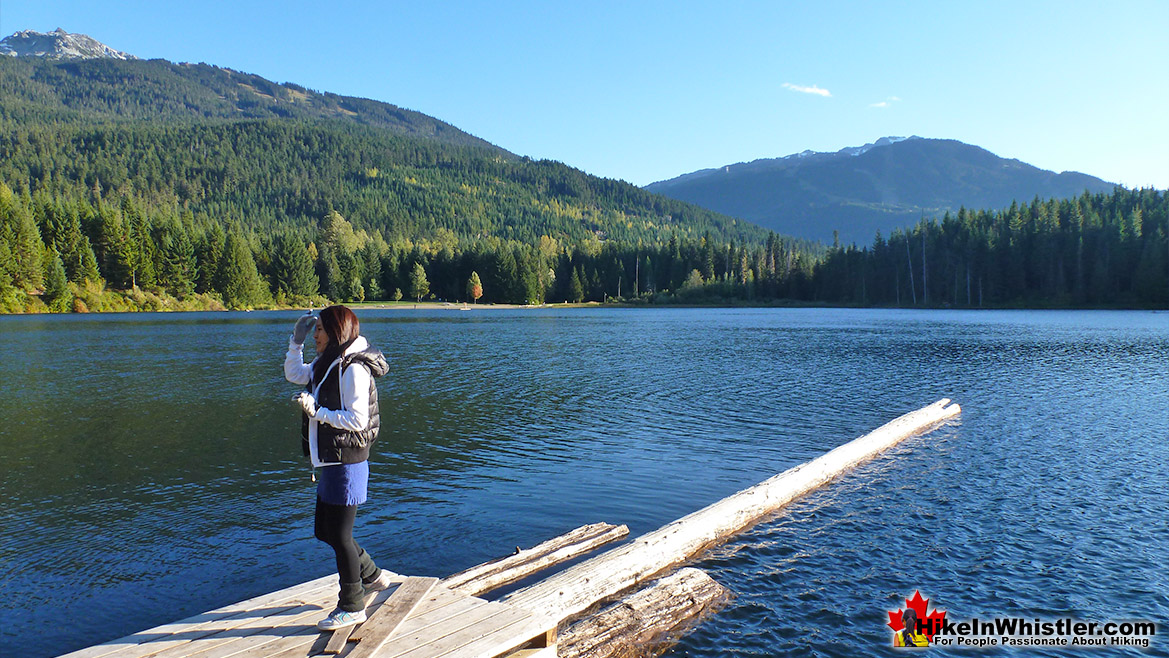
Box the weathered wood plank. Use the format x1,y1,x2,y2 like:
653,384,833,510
54,579,340,658
503,649,555,658
347,585,465,643
344,595,493,658
140,598,332,658
558,568,729,658
55,577,340,658
322,585,397,654
433,610,556,658
502,399,961,623
261,586,472,658
379,605,532,658
443,522,629,596
208,624,323,658
344,577,438,658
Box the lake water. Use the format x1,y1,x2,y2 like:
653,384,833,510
1,308,1166,657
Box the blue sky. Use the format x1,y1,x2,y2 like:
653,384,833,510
3,1,1166,188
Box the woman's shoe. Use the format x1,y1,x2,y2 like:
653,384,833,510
366,569,395,593
317,608,367,631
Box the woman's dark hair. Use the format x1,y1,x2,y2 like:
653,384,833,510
902,608,919,642
312,305,360,385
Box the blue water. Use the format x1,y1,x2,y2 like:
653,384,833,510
0,308,1166,656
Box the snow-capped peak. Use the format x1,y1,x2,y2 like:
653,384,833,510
0,28,137,61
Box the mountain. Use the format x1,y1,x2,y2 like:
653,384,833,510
0,28,136,61
0,36,500,152
0,30,766,246
646,137,1117,245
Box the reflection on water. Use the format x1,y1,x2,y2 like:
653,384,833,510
1,308,1166,656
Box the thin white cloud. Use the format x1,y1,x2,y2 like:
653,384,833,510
782,83,831,97
870,96,901,108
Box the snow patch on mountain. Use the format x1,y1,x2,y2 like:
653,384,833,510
0,28,136,61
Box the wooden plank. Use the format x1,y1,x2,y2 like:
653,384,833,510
352,598,507,658
432,611,556,658
503,649,556,658
443,522,629,596
345,577,438,658
322,586,392,655
140,599,332,658
259,586,472,658
339,597,488,658
348,585,465,643
377,605,533,658
323,627,353,655
502,399,961,623
208,624,324,658
55,577,340,658
135,579,354,658
164,612,322,658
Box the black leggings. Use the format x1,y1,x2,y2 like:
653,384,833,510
314,498,362,585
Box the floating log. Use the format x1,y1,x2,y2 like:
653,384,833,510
443,522,629,596
502,398,960,623
557,568,729,658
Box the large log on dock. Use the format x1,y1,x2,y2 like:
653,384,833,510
557,568,730,658
443,522,629,596
502,398,960,623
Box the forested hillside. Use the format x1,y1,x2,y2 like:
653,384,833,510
0,52,1162,312
0,55,499,149
0,56,764,246
0,53,790,311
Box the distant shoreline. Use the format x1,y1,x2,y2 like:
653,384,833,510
1,298,1164,316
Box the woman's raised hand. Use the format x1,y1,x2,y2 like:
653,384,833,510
292,312,317,344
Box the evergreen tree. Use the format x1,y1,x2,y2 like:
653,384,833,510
272,233,319,298
215,230,269,309
77,238,101,283
568,268,583,303
0,239,15,289
1,193,45,291
159,222,198,297
195,222,225,294
41,248,70,311
317,244,341,300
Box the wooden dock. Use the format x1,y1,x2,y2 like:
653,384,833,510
57,572,557,658
56,400,960,658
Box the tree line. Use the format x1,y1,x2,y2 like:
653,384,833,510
0,181,818,311
812,187,1167,307
3,181,1162,313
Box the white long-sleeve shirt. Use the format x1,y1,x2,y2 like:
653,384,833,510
285,335,373,467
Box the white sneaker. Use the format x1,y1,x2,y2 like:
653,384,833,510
366,570,395,593
317,608,367,631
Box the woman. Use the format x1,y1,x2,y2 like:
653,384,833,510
284,305,391,631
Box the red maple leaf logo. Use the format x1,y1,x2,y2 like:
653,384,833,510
888,590,947,642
